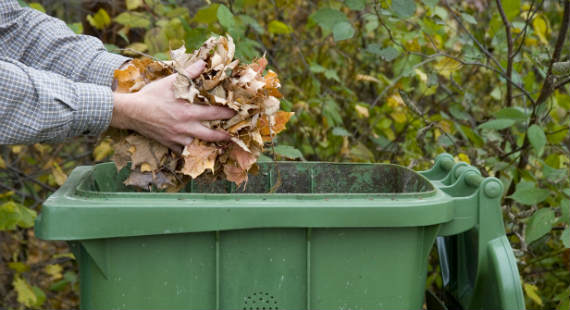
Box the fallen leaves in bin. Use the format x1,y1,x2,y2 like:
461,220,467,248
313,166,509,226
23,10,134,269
111,35,292,190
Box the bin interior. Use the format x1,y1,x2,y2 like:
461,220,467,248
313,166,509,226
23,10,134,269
83,162,434,195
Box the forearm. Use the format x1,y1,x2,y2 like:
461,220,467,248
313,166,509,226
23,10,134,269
0,0,129,87
0,58,113,144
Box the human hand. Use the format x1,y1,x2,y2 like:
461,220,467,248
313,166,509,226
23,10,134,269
110,60,235,152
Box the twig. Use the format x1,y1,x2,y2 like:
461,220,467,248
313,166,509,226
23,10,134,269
512,0,570,195
437,52,537,105
373,2,406,50
534,0,570,108
496,0,514,107
554,76,570,89
512,0,542,58
442,0,505,74
369,55,440,108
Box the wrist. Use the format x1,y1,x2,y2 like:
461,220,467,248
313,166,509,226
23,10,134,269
110,92,135,130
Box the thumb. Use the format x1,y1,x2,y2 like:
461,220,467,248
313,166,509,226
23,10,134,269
184,60,207,79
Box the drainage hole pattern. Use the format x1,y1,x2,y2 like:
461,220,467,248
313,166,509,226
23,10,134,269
243,291,278,310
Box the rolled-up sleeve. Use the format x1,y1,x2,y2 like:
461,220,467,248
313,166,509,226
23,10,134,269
0,0,129,87
0,58,113,144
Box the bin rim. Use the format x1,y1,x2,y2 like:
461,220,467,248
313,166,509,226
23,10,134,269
35,163,456,241
77,161,438,199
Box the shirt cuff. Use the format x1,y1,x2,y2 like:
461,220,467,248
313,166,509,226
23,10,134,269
70,82,114,137
85,51,131,87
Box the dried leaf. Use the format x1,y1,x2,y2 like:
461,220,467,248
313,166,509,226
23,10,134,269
125,135,168,171
111,140,131,171
113,34,292,190
229,142,257,171
124,170,175,190
51,163,67,186
259,111,294,136
224,163,247,186
181,140,218,178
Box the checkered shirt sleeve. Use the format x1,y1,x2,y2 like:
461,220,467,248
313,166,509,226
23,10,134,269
0,0,130,144
0,58,114,144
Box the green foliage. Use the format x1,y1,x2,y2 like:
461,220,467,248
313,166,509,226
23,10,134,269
509,180,550,205
272,145,304,160
2,0,569,309
0,201,36,230
86,8,111,30
525,208,556,244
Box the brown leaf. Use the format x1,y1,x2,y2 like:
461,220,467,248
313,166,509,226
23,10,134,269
113,64,143,93
263,96,280,115
259,111,294,137
223,163,247,186
124,171,153,190
125,135,169,171
229,142,257,171
124,170,175,190
180,140,218,178
251,56,268,74
228,120,251,134
112,34,290,190
230,137,252,153
111,140,131,171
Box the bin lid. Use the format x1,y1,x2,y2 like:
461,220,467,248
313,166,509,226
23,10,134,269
35,162,455,240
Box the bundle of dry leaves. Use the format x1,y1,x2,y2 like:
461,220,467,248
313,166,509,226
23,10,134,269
112,35,293,191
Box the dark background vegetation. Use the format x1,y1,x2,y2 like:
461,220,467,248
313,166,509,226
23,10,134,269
1,0,569,308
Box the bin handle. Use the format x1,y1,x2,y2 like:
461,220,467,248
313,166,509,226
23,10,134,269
439,157,484,188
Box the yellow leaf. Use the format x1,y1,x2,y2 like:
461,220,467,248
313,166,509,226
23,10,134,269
533,16,549,44
11,145,23,154
355,104,369,118
93,139,113,161
387,93,404,108
383,128,395,141
0,191,14,199
140,163,152,172
434,57,462,79
51,163,67,186
404,38,421,52
438,120,452,133
0,155,5,169
126,0,143,10
524,283,543,307
424,85,437,96
415,69,427,83
13,275,37,307
28,2,45,12
390,111,407,123
44,264,63,280
87,8,111,30
33,143,51,155
52,252,76,260
525,37,538,47
456,153,471,164
355,74,380,83
8,262,30,273
125,42,148,54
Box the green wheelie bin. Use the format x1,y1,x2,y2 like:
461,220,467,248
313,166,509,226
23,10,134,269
35,153,525,309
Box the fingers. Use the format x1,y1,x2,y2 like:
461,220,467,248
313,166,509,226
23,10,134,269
185,104,236,121
162,59,206,83
185,60,206,79
164,142,183,155
186,123,231,142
